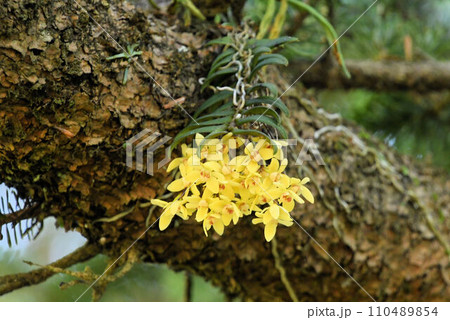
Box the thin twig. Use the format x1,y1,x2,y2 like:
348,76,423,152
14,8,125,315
0,242,100,296
271,238,299,302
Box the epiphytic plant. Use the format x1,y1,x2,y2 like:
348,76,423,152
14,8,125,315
106,44,142,85
152,27,314,242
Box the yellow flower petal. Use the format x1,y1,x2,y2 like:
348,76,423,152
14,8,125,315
206,178,219,193
263,211,272,224
279,158,288,171
278,208,292,221
266,158,279,173
279,175,290,188
203,161,221,172
222,212,232,226
179,163,187,176
264,222,277,242
252,218,263,224
151,199,168,208
213,219,224,235
247,160,260,173
221,184,235,200
185,170,201,182
232,213,239,225
259,145,274,160
159,212,174,230
195,133,205,142
279,220,293,227
167,203,179,215
167,157,183,172
292,192,304,204
270,204,280,219
301,185,314,203
282,199,295,212
167,178,186,192
203,219,211,236
190,184,200,196
196,206,208,222
209,199,226,212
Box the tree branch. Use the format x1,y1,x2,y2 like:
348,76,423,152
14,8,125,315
291,59,450,92
0,203,40,226
0,243,100,296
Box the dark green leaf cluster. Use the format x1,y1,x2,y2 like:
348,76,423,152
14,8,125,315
171,36,297,152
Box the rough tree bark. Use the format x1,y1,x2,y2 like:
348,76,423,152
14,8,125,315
0,0,449,301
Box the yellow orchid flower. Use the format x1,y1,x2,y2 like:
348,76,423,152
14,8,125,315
203,212,224,236
184,189,215,222
167,162,201,192
151,197,189,231
209,196,241,226
151,133,314,242
289,177,314,204
252,203,293,241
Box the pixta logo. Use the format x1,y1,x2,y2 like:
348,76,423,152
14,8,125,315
125,129,171,176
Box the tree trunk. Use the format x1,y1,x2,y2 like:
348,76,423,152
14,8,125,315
0,0,449,301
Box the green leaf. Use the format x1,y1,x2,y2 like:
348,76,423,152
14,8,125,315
127,43,139,52
201,66,239,91
245,96,289,116
230,129,278,153
256,0,276,39
253,53,288,66
194,91,233,118
250,54,288,80
210,48,236,71
180,0,206,20
236,115,288,139
269,0,288,39
171,125,227,152
208,54,234,77
248,36,298,49
288,0,350,78
180,115,232,136
252,46,272,57
236,114,277,128
206,36,232,46
248,83,279,96
191,115,233,127
242,106,281,124
196,103,234,121
106,53,128,60
122,67,129,85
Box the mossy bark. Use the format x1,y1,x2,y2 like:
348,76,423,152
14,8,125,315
0,0,449,301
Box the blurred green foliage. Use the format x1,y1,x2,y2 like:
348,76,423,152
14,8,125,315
246,0,450,171
318,90,450,170
0,219,225,301
0,249,225,302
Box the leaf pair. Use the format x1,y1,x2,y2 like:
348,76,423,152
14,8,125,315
236,95,289,139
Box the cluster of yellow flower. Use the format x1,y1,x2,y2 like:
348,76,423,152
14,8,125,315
151,133,314,242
